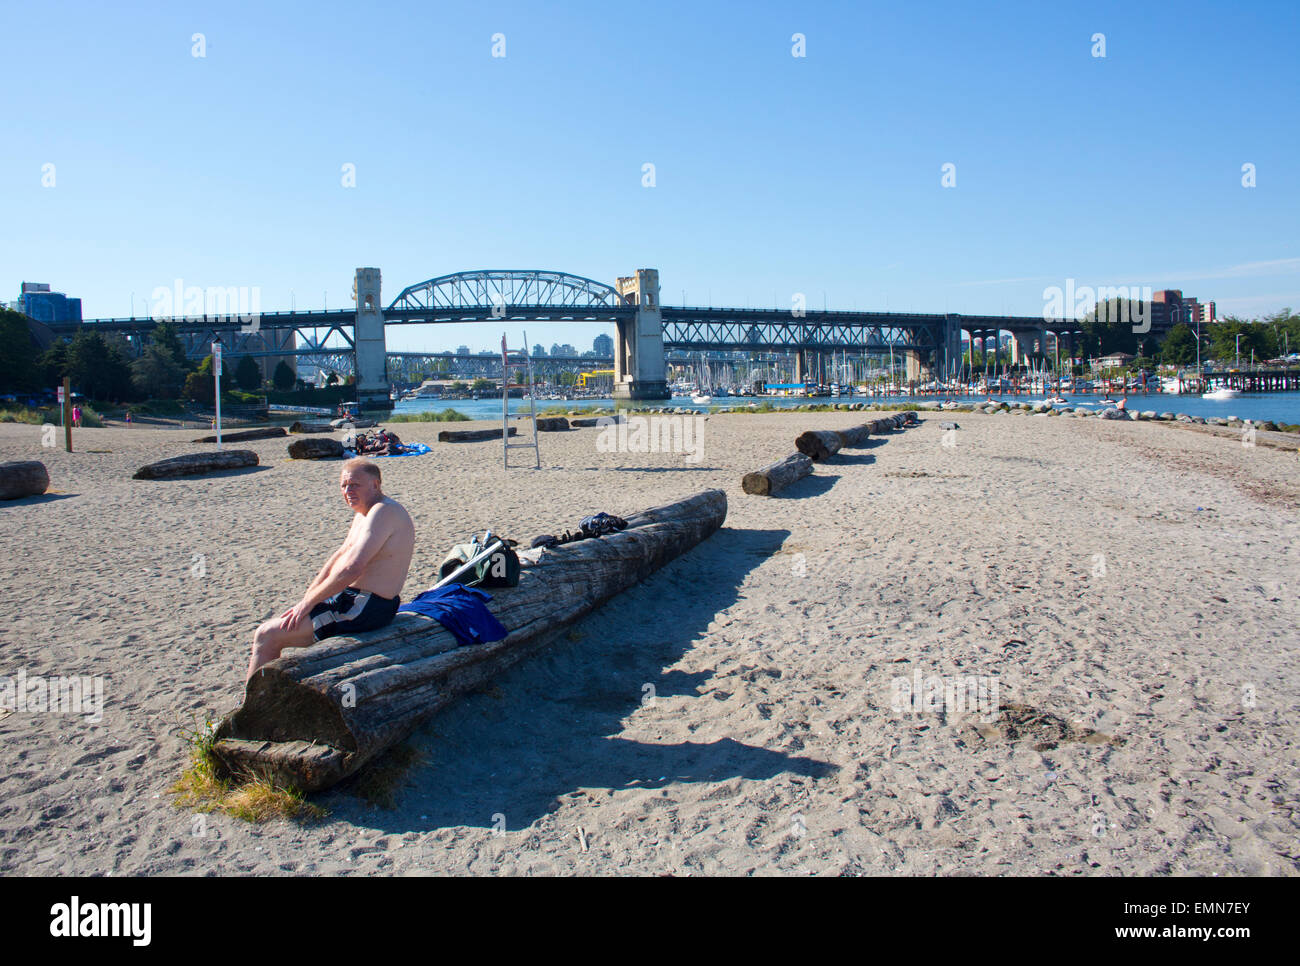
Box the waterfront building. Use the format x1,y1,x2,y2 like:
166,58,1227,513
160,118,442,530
17,282,82,323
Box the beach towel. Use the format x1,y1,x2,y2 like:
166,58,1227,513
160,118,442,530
397,583,508,647
342,443,433,459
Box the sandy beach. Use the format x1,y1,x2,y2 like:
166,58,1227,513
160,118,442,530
1,409,1297,876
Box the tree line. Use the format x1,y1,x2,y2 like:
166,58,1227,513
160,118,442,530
0,309,299,403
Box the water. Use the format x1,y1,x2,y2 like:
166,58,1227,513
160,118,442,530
391,391,1300,425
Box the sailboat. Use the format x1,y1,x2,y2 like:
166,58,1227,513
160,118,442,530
692,353,712,404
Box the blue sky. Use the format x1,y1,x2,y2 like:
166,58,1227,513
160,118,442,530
4,0,1298,353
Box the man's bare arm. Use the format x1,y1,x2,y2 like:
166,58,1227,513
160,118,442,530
294,507,396,613
304,546,347,594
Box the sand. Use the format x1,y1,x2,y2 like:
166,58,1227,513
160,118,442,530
1,409,1297,876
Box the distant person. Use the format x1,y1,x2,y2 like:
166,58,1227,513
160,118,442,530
72,405,82,428
246,458,415,680
124,411,132,427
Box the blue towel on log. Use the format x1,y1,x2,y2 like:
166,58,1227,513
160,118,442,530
397,583,508,646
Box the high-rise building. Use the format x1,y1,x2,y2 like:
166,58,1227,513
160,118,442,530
593,333,614,357
456,345,470,356
532,344,546,358
18,282,81,323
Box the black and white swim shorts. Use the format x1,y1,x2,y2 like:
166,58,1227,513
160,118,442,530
309,587,401,642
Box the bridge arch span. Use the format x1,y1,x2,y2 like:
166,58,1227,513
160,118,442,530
388,270,627,313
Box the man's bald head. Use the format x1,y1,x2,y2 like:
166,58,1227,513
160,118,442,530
340,458,383,512
342,457,382,486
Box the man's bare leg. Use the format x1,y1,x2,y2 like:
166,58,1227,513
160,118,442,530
246,619,316,682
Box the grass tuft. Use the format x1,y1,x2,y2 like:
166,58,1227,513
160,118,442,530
169,715,325,823
387,408,471,423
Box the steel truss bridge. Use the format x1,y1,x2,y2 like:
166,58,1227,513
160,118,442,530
50,269,1084,376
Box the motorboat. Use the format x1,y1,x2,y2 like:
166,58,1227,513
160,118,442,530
1202,387,1240,400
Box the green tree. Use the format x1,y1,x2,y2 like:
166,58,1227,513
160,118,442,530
235,355,262,391
0,308,40,393
149,319,190,370
67,329,135,401
1160,324,1198,366
325,370,340,386
1081,299,1140,358
273,360,296,391
471,377,494,391
38,339,69,389
183,354,235,404
132,343,187,398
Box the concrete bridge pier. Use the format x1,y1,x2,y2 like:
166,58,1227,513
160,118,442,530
1010,328,1048,365
904,350,925,382
794,349,807,384
353,267,393,411
612,269,669,401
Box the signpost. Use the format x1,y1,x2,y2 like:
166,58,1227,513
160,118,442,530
60,378,71,452
212,342,223,450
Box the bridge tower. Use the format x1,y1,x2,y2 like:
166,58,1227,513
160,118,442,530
353,268,392,411
612,269,669,400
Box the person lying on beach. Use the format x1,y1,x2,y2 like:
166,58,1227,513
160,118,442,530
245,458,415,680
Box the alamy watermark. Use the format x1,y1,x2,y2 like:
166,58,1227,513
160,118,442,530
595,412,705,463
150,278,261,332
1,669,104,722
1043,279,1152,334
891,667,999,721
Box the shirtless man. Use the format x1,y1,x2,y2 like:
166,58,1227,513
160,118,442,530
245,458,415,680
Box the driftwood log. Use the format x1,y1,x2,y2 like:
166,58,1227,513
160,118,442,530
438,427,518,443
290,421,336,434
534,417,570,431
191,427,287,444
571,414,623,428
796,413,913,461
288,438,344,460
794,430,842,461
741,453,813,496
213,488,728,792
133,450,259,480
331,417,376,429
0,460,50,500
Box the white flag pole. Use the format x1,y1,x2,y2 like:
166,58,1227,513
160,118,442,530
213,341,223,450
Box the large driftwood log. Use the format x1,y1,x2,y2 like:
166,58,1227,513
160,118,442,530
742,453,812,496
438,427,518,442
534,417,570,431
795,430,842,461
834,423,875,448
290,421,335,434
191,427,287,443
133,450,258,480
0,460,50,500
288,438,344,460
213,489,728,792
331,417,376,429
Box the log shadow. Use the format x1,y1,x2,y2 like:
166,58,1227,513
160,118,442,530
0,492,78,506
841,437,888,450
608,466,725,472
770,473,839,499
828,453,876,466
328,526,840,831
134,465,272,481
